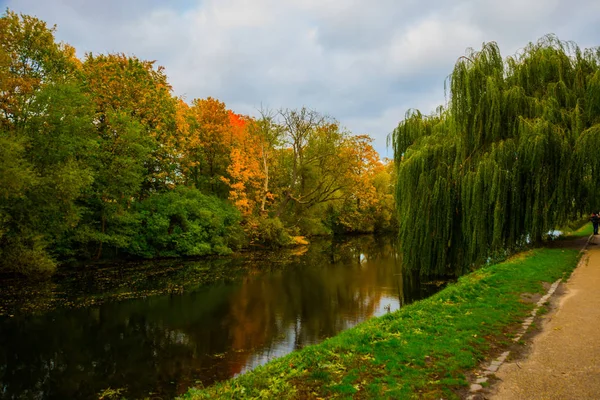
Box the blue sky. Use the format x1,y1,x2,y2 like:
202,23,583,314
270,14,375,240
3,0,599,157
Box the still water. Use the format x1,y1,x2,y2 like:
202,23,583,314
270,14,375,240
0,235,444,399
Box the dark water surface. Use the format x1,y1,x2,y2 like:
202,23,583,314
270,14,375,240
0,235,445,399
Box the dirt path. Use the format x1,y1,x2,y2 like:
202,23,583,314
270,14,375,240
489,235,600,399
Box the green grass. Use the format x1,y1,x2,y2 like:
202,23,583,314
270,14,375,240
181,241,584,399
557,220,593,238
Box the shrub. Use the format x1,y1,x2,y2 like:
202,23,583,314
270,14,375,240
0,236,56,277
254,217,294,247
129,186,244,258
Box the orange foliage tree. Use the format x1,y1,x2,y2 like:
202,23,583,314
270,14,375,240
221,112,265,217
183,97,231,195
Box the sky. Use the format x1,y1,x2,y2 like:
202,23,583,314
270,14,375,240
3,0,599,157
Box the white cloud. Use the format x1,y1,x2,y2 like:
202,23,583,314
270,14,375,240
5,0,599,156
387,16,484,76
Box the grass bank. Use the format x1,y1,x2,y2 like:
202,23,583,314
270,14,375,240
182,228,589,399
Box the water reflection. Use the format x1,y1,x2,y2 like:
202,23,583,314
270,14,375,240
0,235,442,399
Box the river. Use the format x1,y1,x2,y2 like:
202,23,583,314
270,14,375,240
0,235,445,399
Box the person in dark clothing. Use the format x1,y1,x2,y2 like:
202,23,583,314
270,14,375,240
591,212,600,235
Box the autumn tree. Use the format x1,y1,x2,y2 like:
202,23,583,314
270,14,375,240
254,108,285,213
276,109,351,218
0,11,95,274
67,54,171,259
221,112,265,217
81,53,179,192
332,137,395,233
183,97,231,196
0,10,401,274
0,11,79,131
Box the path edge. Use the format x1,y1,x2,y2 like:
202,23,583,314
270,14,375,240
466,234,594,398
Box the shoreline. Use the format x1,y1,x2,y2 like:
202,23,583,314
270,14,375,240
182,226,590,399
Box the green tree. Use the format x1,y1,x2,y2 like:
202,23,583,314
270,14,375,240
392,36,600,277
73,53,180,259
0,10,95,274
276,109,352,225
81,53,179,194
71,111,151,260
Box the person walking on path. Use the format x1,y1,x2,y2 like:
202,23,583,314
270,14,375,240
591,212,599,235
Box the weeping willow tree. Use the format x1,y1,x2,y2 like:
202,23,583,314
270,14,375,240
392,35,600,277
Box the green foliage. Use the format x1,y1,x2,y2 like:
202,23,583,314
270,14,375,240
0,11,96,275
392,35,600,276
557,220,593,238
297,214,333,236
253,217,294,247
0,135,35,200
66,110,152,260
81,52,180,193
98,387,126,400
0,236,57,276
130,187,243,258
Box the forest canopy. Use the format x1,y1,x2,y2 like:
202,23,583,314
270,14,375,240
392,35,600,277
0,10,395,276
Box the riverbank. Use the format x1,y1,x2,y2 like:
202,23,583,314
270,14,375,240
182,227,589,399
0,235,401,318
1,235,440,399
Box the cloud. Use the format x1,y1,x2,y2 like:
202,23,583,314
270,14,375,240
4,0,599,155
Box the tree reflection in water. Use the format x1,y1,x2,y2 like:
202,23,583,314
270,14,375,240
0,235,442,399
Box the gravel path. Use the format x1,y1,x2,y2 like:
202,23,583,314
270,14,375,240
490,235,600,399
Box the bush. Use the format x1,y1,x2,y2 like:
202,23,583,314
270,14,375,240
0,237,56,277
129,186,245,258
254,217,294,247
297,216,332,236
